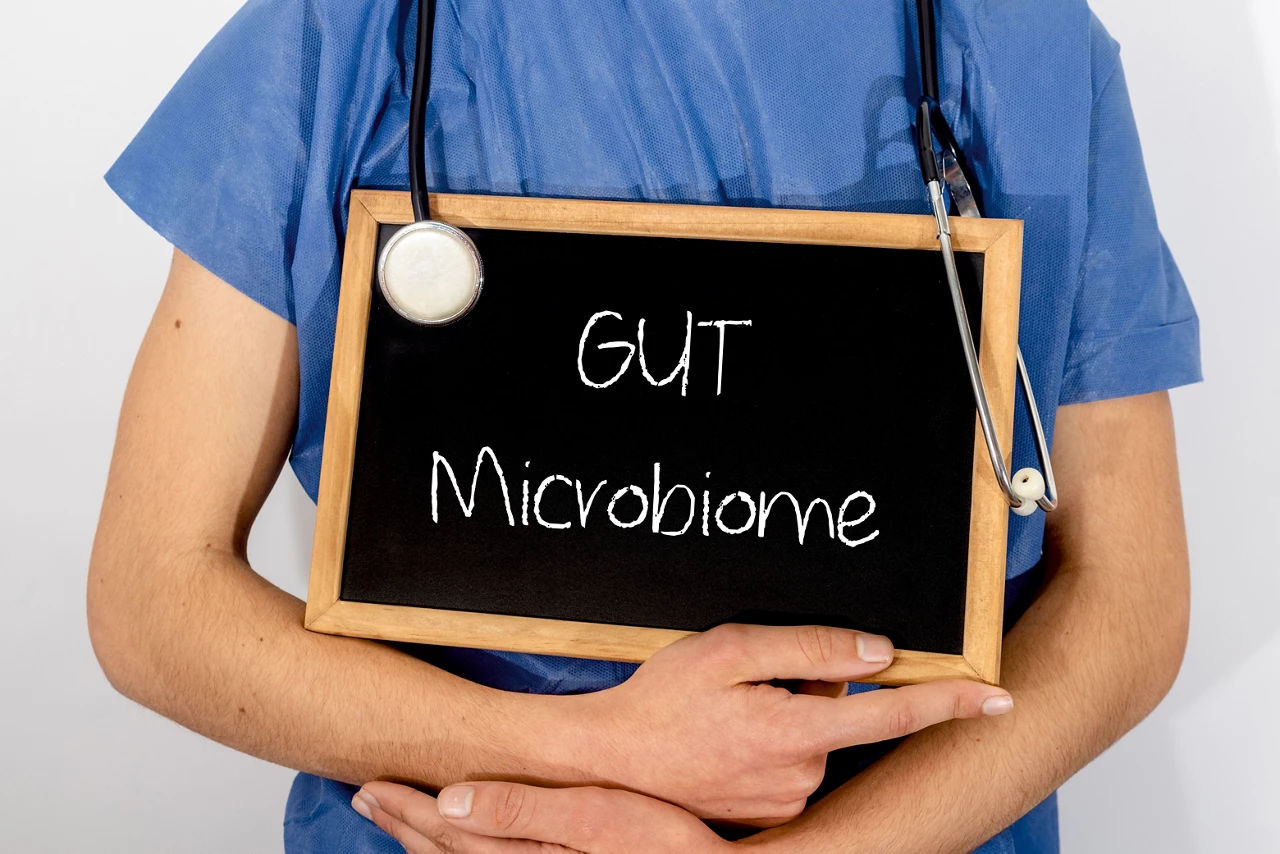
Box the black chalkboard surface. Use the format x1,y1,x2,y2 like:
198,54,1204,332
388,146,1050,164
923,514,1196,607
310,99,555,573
306,191,1022,685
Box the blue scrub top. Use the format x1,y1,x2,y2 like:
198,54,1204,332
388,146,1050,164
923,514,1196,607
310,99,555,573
106,0,1201,850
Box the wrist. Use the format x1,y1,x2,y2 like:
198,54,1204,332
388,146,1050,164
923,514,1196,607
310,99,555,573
734,816,847,854
494,687,625,787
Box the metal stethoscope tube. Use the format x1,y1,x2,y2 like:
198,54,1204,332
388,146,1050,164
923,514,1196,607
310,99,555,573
914,0,1058,515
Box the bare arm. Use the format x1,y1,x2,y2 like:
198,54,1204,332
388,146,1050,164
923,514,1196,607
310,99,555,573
742,390,1192,852
86,249,596,788
87,249,1006,822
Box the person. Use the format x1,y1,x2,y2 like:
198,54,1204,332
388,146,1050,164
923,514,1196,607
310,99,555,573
88,0,1201,851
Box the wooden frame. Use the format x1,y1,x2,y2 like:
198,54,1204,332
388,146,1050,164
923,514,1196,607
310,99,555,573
305,190,1023,686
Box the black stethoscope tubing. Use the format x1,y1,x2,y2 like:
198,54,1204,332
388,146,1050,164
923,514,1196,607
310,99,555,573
409,0,438,222
913,0,982,215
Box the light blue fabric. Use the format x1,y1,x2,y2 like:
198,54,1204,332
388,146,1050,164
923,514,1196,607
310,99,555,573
106,0,1200,850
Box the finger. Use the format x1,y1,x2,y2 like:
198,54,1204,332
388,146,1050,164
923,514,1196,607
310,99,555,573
356,783,558,854
350,784,449,854
435,782,597,847
700,623,896,683
358,782,449,839
792,679,1013,753
437,782,702,852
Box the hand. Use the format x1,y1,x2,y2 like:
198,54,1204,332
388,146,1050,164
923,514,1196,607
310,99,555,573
578,623,1012,826
352,779,734,853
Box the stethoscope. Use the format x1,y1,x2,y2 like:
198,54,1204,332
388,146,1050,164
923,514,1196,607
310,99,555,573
378,0,1057,515
912,0,1057,515
377,0,484,327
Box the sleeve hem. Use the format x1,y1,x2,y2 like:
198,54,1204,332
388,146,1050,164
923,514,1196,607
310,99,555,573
1058,315,1202,405
103,166,298,328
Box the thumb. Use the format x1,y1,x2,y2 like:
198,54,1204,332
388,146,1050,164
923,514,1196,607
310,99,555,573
437,782,704,851
436,781,602,847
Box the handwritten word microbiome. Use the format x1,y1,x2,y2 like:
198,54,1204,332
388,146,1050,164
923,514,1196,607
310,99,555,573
431,446,879,550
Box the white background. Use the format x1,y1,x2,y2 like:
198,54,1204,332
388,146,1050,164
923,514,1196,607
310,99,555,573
1,1,1276,851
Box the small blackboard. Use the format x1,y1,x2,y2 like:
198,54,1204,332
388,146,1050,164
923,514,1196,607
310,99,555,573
305,191,1022,685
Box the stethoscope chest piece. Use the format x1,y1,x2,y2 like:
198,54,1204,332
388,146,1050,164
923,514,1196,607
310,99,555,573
377,220,483,325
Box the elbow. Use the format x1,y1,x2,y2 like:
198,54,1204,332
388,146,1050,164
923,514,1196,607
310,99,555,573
86,551,154,705
1153,596,1190,707
1129,572,1191,726
86,563,131,699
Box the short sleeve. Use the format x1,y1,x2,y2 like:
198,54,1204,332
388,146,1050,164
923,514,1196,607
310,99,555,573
1058,38,1202,405
104,0,393,326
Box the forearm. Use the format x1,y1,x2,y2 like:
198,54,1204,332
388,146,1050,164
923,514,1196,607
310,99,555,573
743,393,1191,853
747,563,1181,851
87,543,597,790
87,253,610,794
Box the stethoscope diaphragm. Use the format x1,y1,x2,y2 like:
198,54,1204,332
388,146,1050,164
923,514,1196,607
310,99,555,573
377,220,483,325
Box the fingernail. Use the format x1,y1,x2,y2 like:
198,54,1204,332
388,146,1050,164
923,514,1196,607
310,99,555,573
438,785,475,819
982,694,1014,716
351,789,378,819
856,633,894,664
